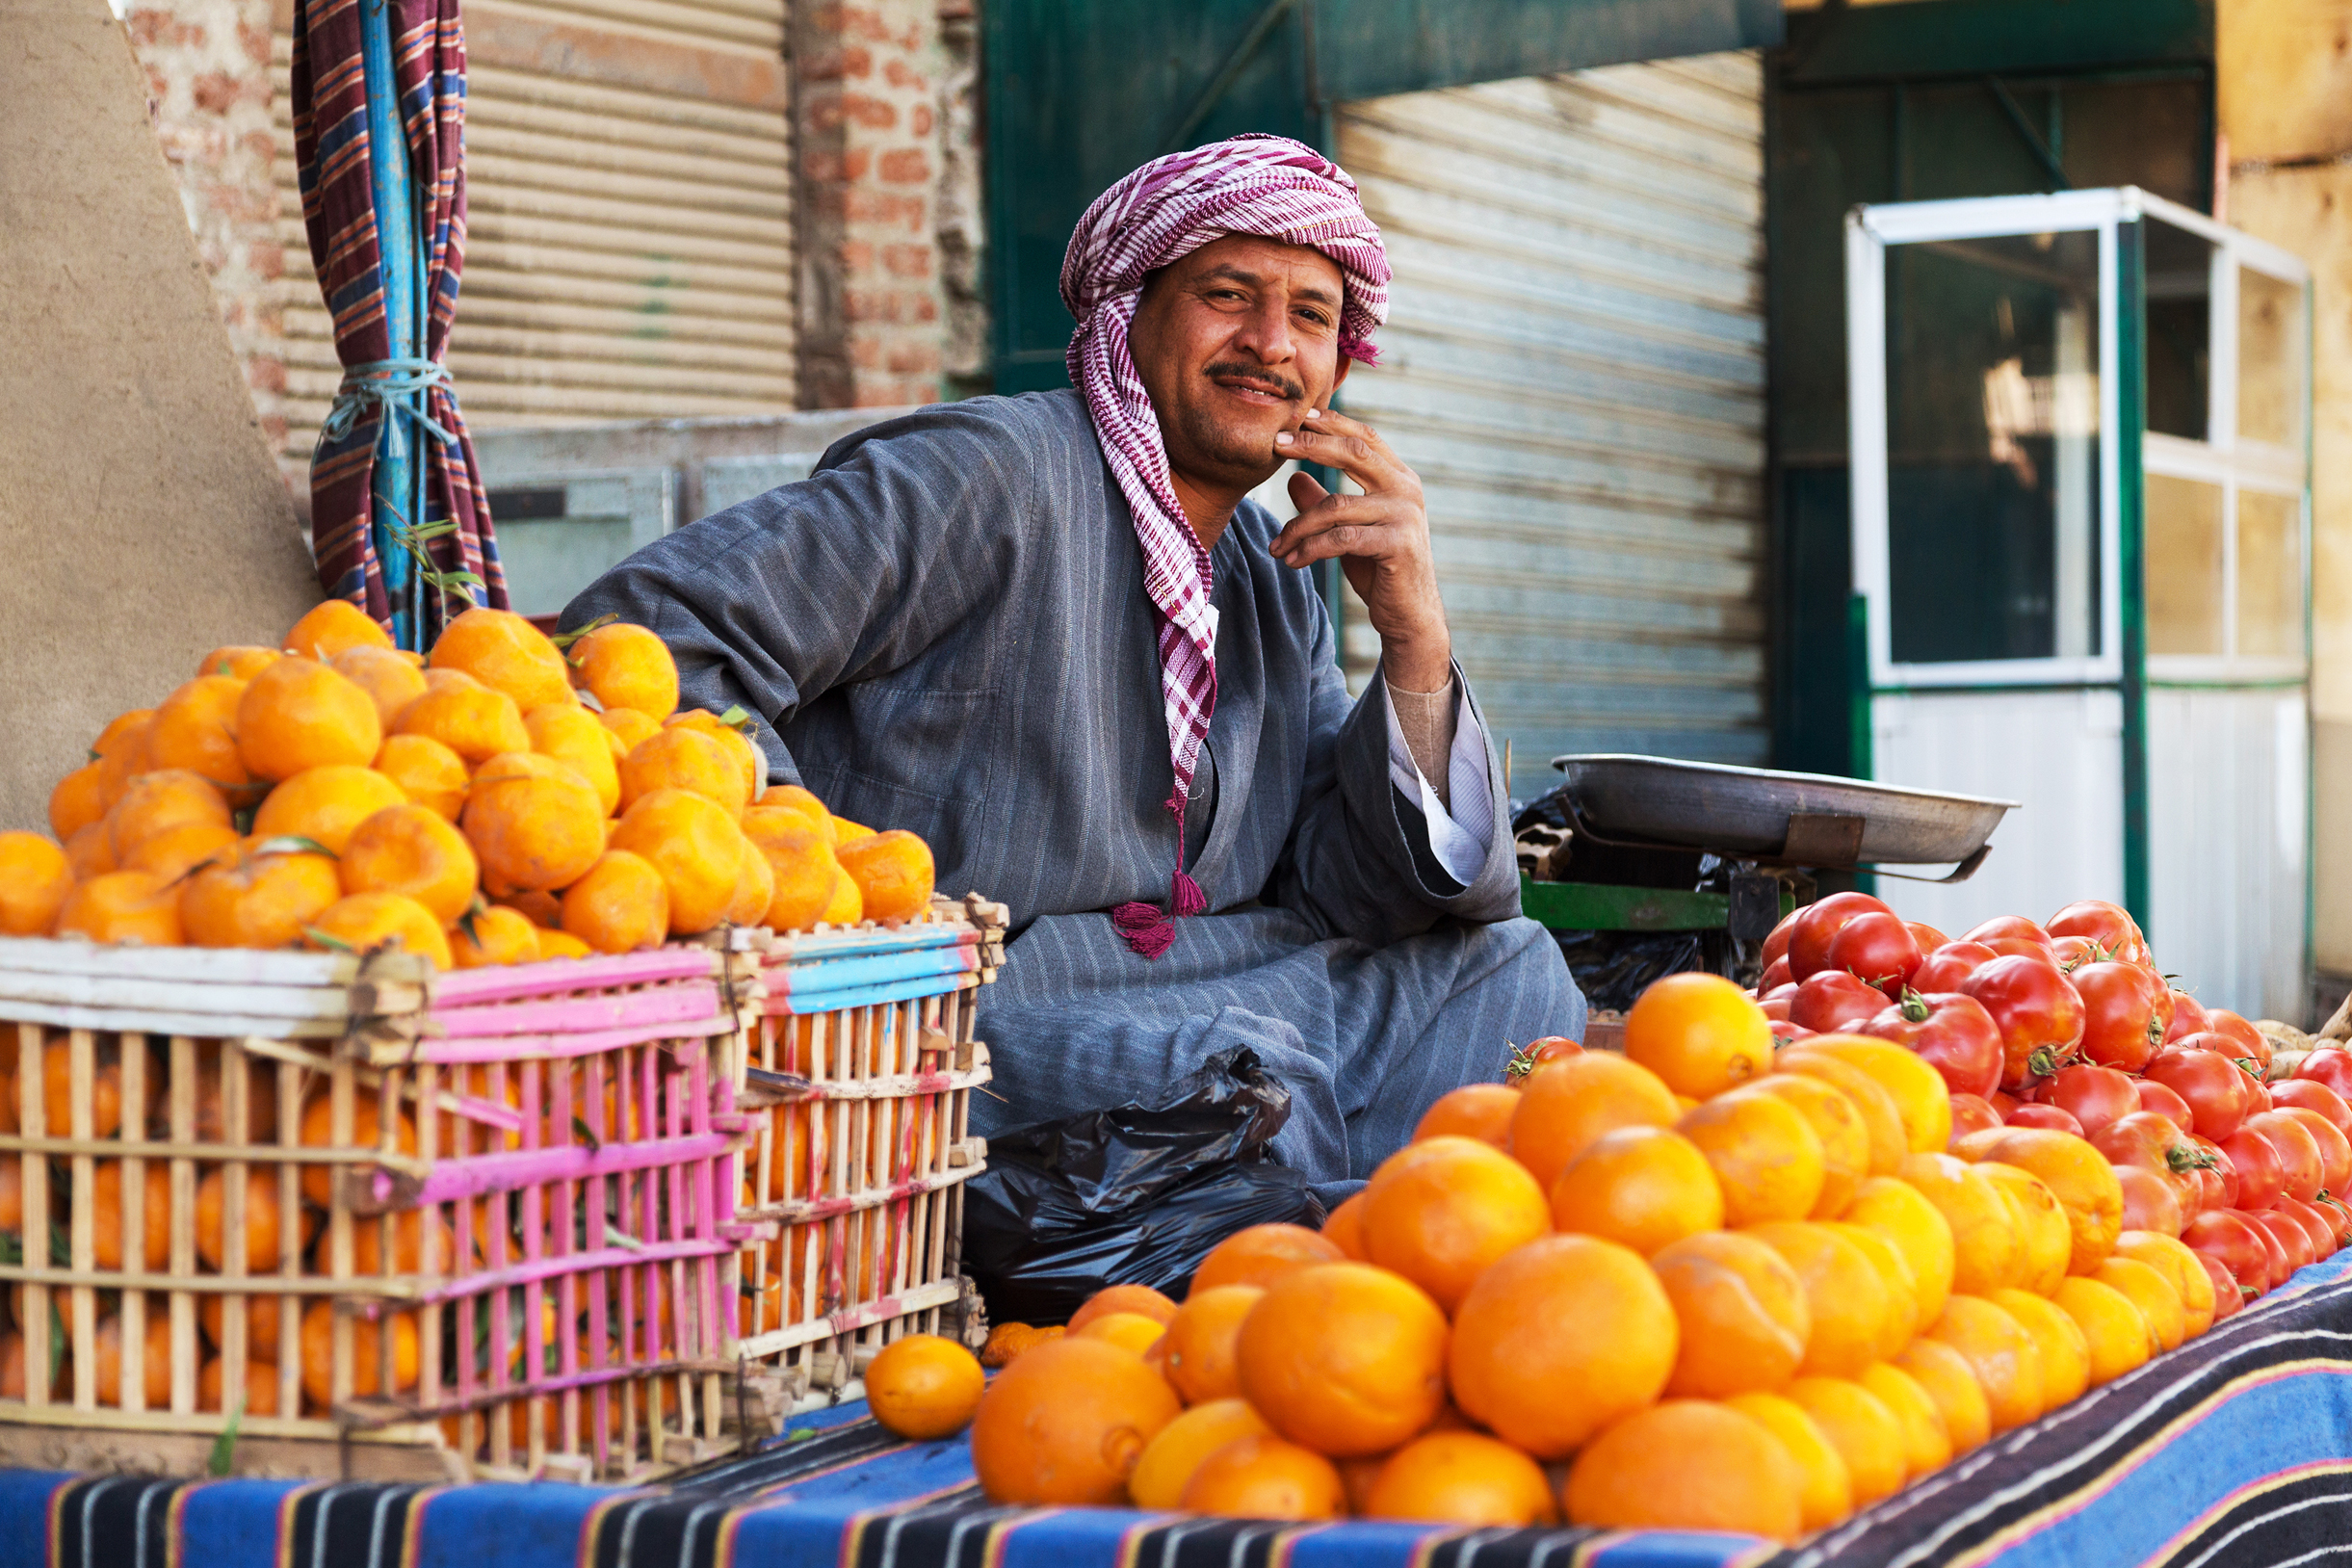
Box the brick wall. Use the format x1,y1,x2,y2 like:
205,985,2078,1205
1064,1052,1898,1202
122,0,290,462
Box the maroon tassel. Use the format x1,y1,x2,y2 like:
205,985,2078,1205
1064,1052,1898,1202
1110,791,1207,958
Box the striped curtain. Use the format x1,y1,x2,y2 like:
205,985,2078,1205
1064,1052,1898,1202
291,0,507,640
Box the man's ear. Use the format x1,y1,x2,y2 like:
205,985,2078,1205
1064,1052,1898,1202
1330,356,1353,395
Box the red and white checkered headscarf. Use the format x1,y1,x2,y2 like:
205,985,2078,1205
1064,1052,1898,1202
1062,133,1390,957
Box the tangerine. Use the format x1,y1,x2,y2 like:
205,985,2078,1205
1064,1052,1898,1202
196,645,280,681
91,1312,173,1409
394,671,530,763
330,644,430,731
198,1356,281,1417
1783,1038,1952,1155
1973,1128,2124,1278
124,821,239,882
836,830,934,924
609,789,747,934
526,703,621,815
430,608,573,712
180,844,342,950
1506,1053,1680,1193
666,710,761,799
340,804,478,923
297,1300,420,1407
598,706,663,753
196,1166,284,1272
1072,1312,1165,1356
1774,1051,1910,1175
296,1094,419,1207
107,770,232,863
449,904,540,968
250,765,407,855
0,833,71,935
49,761,112,842
305,891,453,968
1563,1400,1802,1542
236,658,382,781
1650,1229,1810,1397
619,727,747,816
91,1161,170,1270
560,849,669,954
1623,972,1773,1099
1548,1124,1723,1255
462,752,605,894
57,871,183,946
569,623,679,720
745,812,844,932
373,733,469,821
145,676,259,802
726,835,776,925
284,600,394,662
1361,1135,1551,1313
65,822,116,881
1320,1191,1368,1259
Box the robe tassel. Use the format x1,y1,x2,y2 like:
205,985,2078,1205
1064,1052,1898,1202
1110,791,1206,958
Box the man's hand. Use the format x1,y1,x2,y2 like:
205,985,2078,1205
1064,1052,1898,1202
1270,408,1452,693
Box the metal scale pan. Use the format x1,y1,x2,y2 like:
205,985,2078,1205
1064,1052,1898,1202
1550,754,2019,883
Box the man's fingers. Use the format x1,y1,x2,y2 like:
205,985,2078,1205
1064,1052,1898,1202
1274,424,1401,490
1277,522,1385,567
1269,493,1396,556
1285,469,1331,513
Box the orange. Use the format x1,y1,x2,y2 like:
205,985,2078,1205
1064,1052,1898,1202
1842,1174,1957,1325
820,869,863,927
373,733,469,821
1829,1221,1921,1355
1784,1036,1953,1155
145,675,260,802
2052,1276,2155,1386
1149,1284,1264,1404
759,783,831,828
91,1312,173,1408
330,644,431,731
1990,1287,2090,1408
865,1334,985,1440
727,835,776,926
1725,1391,1854,1532
832,815,877,846
1900,1152,2024,1296
1893,1337,1993,1455
1924,1295,2044,1433
1190,1222,1345,1293
1236,1262,1449,1456
2094,1256,2186,1352
49,760,113,841
340,803,478,922
285,599,394,662
1783,1377,1906,1506
559,849,669,954
1743,1221,1890,1378
1859,1361,1953,1479
1072,1311,1163,1355
198,1357,282,1417
1361,1135,1551,1313
536,928,593,960
462,753,606,894
1974,1162,2074,1296
1971,1129,2124,1278
744,811,845,932
236,657,383,781
298,1299,421,1408
968,1335,1181,1504
1067,1284,1179,1332
619,727,748,816
1774,1051,1909,1176
569,623,679,719
1128,1398,1272,1508
394,670,530,763
180,844,342,950
108,770,233,863
57,871,183,946
1563,1400,1802,1542
196,1166,284,1272
1507,1053,1680,1193
1364,1430,1557,1526
1449,1234,1677,1457
1623,972,1773,1098
305,891,453,968
91,711,155,804
1320,1192,1368,1259
91,1161,170,1270
2114,1231,2216,1337
1650,1230,1810,1397
1548,1124,1722,1254
0,833,71,935
450,903,540,968
598,706,663,753
430,608,572,712
124,821,240,881
609,789,747,934
1179,1433,1345,1518
251,765,407,855
1411,1084,1519,1146
196,645,281,681
1678,1086,1827,1225
65,822,117,881
295,1092,413,1210
979,1322,1041,1369
42,1037,144,1137
835,830,934,924
351,1210,447,1275
1752,1073,1872,1218
525,703,621,814
496,889,561,928
190,1043,279,1143
666,709,762,800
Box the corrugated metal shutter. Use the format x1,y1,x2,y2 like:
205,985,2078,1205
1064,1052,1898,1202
1335,53,1768,792
271,0,795,472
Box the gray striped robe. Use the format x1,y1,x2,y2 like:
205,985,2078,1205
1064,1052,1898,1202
562,390,1582,1188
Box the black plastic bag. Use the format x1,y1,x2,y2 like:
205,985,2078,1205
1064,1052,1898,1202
1550,928,1734,1013
961,1048,1325,1325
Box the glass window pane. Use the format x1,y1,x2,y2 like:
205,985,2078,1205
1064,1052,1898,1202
1886,230,2102,664
2239,268,2303,448
2145,474,2224,655
2237,488,2305,658
2144,219,2213,441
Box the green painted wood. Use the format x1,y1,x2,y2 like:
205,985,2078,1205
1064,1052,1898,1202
1520,877,1731,932
1782,0,2209,87
1319,0,1779,103
2119,218,2151,928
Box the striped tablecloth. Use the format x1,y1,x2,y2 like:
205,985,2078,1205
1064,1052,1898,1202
8,1248,2352,1568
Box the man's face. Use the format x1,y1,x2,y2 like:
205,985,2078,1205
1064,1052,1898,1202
1127,233,1351,493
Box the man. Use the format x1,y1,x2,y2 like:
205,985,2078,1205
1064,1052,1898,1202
564,135,1582,1191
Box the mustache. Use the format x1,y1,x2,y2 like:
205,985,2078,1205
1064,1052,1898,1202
1203,362,1304,401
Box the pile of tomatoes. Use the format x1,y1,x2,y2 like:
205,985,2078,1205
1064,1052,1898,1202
1761,893,2352,1303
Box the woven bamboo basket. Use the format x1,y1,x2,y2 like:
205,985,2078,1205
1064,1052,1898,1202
728,893,1003,1411
0,935,762,1483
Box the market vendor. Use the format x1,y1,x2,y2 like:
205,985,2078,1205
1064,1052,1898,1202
563,134,1582,1190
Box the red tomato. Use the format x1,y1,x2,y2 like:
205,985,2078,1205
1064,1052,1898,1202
2250,1207,2315,1278
1963,915,2054,950
2115,1164,2185,1236
2070,961,2165,1073
2151,984,2176,1040
1906,921,1950,952
2093,1110,2211,1193
2135,1078,2196,1132
2221,1125,2288,1211
1989,1088,2022,1118
2206,1009,2272,1073
2036,1063,2140,1138
1949,1092,2003,1141
1769,1019,1816,1047
2247,1208,2295,1286
1762,908,1799,968
1787,892,1895,981
1857,991,2003,1099
1520,1036,1583,1072
2006,1103,2085,1136
2291,1046,2352,1106
1759,956,1792,991
2049,934,2101,969
2045,899,2150,965
1825,911,1924,1001
2197,1248,2246,1319
2163,990,2210,1044
1981,937,2061,962
2190,1135,2239,1210
2144,1048,2252,1141
2246,1111,2326,1203
1961,954,2087,1091
1912,941,1999,994
2245,1076,2275,1116
2273,1080,2352,1137
2272,1196,2338,1260
1790,969,1894,1034
1760,996,1792,1023
1764,981,1799,1004
2185,1210,2274,1295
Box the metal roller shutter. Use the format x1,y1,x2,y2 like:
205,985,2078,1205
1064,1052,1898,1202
1335,53,1768,793
271,0,794,472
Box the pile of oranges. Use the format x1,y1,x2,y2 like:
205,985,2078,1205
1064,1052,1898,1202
967,972,2223,1541
0,601,937,967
